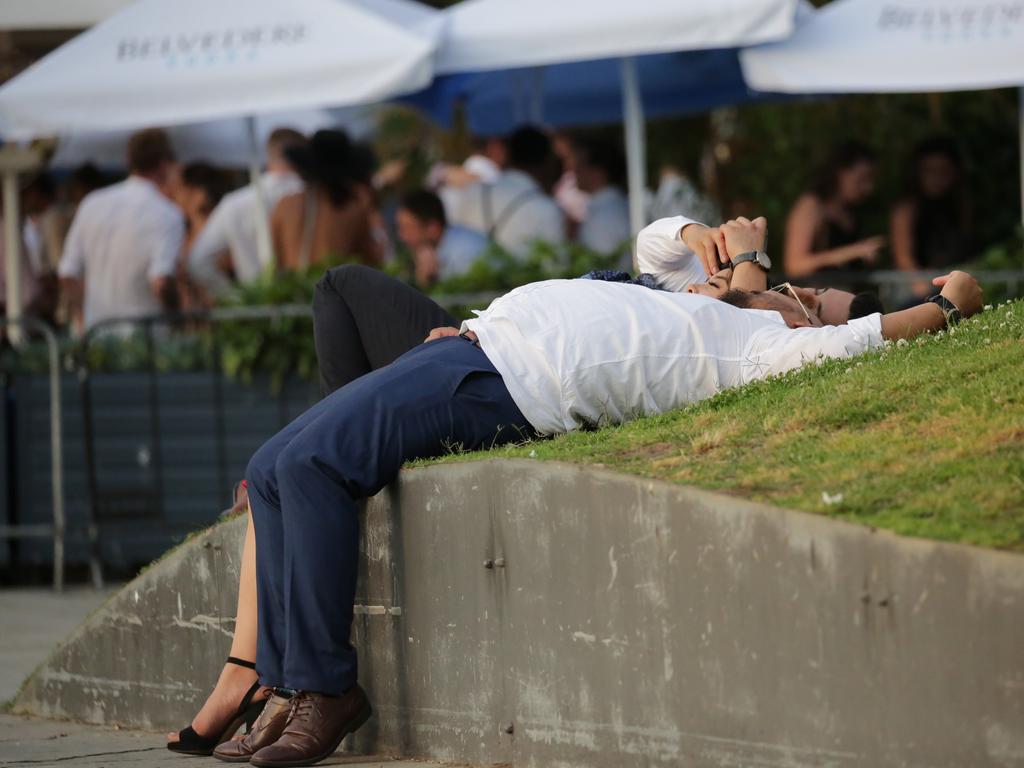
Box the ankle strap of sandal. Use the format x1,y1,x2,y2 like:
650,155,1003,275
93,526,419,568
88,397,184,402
226,656,257,670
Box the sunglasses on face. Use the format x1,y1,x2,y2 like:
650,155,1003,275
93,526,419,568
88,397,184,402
769,282,812,324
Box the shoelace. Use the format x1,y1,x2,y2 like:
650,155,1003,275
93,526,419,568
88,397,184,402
288,693,323,726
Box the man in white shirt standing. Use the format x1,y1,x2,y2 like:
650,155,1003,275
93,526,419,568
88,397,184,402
233,215,982,766
447,126,565,258
395,190,488,287
188,128,306,297
574,136,631,264
59,128,183,335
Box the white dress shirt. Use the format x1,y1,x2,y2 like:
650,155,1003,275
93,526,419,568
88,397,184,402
463,279,883,435
58,176,183,332
635,214,709,292
462,154,501,184
448,170,565,258
578,185,630,257
189,171,303,294
437,224,488,281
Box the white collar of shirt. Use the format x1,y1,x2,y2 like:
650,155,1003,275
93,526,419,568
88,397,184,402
124,175,163,197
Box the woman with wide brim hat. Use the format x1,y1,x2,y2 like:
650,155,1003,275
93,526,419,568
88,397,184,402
271,129,383,271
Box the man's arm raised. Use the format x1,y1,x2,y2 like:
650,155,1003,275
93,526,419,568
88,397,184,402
880,271,982,340
718,217,769,293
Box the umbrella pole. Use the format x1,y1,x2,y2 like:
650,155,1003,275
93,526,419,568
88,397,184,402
3,169,23,345
1019,87,1023,231
529,66,545,124
247,116,274,270
620,56,647,267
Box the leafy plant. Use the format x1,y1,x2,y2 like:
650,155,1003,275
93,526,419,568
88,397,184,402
1,243,633,384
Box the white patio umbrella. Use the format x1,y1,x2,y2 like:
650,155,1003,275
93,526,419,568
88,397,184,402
0,0,132,31
740,0,1024,226
49,107,378,170
0,0,439,334
435,0,801,239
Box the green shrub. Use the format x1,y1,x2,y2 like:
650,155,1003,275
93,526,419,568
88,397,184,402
1,243,621,385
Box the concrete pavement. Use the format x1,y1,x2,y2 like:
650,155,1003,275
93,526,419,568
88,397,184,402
0,587,117,705
0,714,449,768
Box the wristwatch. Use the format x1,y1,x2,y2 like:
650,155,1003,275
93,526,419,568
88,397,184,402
730,250,771,271
926,294,962,326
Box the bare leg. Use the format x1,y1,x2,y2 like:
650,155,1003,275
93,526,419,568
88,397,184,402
168,508,269,742
170,268,449,745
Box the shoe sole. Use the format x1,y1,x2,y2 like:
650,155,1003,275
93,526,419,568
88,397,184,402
213,750,258,763
249,701,373,768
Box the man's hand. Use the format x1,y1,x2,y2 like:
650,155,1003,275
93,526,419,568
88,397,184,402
424,326,478,343
681,224,728,277
934,270,983,319
720,216,767,261
880,270,982,340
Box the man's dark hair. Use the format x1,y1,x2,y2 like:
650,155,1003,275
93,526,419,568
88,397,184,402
399,189,446,227
505,125,553,171
576,136,627,189
71,163,108,194
182,162,231,214
127,128,175,175
266,127,306,157
718,289,759,309
848,291,884,320
23,172,56,203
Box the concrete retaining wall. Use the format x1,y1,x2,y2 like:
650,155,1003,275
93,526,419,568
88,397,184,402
14,460,1024,767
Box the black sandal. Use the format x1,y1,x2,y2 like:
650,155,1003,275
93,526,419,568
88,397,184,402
167,656,267,756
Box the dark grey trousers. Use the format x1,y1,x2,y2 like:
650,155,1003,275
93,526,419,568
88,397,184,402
312,265,456,396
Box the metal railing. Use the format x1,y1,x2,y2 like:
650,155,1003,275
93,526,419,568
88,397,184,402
0,315,69,591
78,304,315,588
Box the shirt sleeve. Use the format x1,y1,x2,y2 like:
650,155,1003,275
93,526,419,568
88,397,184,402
188,200,233,295
147,209,185,281
635,215,706,292
742,313,885,382
57,204,88,278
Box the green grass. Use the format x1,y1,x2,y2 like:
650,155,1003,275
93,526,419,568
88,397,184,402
416,300,1024,551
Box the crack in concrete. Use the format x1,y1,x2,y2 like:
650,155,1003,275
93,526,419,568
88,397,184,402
2,746,163,765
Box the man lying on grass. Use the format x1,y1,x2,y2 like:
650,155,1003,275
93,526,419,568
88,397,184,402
235,217,982,766
636,213,883,324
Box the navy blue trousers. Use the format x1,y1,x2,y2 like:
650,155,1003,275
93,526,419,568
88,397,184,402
246,336,531,694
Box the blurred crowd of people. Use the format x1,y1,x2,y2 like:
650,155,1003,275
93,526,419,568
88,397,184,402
783,137,973,295
0,121,975,336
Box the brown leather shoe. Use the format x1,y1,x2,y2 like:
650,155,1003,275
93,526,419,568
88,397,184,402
249,686,372,767
214,692,294,763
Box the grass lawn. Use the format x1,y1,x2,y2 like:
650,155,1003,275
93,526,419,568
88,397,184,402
420,299,1024,551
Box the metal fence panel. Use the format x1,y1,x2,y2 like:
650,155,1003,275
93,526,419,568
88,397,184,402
1,379,8,568
14,371,317,571
14,374,86,568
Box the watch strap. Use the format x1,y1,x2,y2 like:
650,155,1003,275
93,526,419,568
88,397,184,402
926,294,962,326
730,250,769,271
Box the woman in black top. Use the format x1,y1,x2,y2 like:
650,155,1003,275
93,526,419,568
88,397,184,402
783,141,886,281
890,137,972,287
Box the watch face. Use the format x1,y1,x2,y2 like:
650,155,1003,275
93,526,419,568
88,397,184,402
756,251,772,270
